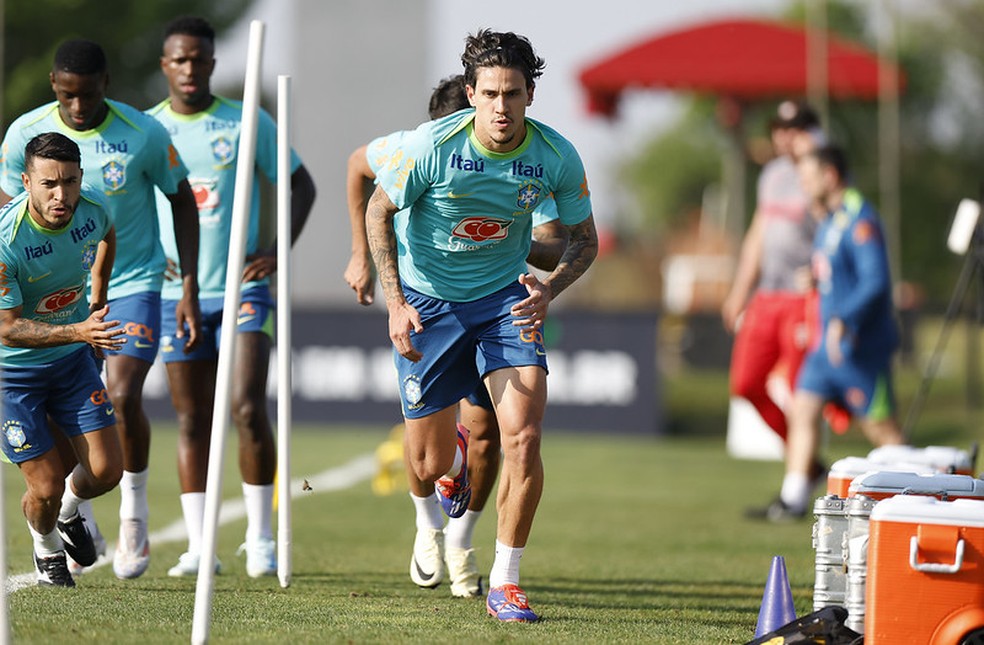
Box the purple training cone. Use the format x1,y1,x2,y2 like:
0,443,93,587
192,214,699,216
754,555,796,637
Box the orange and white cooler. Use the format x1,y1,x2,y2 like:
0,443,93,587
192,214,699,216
867,444,976,476
865,496,984,644
842,472,984,633
826,456,932,498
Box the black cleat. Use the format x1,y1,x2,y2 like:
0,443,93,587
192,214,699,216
57,512,97,567
745,497,808,522
34,551,76,588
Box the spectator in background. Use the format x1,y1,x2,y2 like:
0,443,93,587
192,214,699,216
768,145,906,520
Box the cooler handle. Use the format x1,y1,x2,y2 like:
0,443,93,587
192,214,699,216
909,536,965,574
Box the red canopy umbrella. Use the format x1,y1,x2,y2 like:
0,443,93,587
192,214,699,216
579,17,905,116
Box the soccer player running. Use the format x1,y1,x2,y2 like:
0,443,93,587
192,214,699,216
347,75,567,598
0,40,201,579
774,145,906,519
366,30,597,621
0,133,124,587
148,16,317,577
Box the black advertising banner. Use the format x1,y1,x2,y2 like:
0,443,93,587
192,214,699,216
142,309,661,434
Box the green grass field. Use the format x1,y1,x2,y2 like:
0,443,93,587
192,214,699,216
3,326,982,643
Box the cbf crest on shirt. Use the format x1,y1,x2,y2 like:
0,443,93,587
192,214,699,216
0,186,112,365
374,110,592,303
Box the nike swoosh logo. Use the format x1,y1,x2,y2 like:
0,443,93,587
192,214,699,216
237,315,256,324
448,191,472,199
412,555,439,587
106,407,115,415
27,272,52,283
134,341,153,348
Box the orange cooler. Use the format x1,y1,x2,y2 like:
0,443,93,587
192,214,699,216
866,496,984,645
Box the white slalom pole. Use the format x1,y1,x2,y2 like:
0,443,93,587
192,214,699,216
275,74,293,589
191,19,265,645
0,395,8,645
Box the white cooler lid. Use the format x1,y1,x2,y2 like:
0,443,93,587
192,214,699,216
850,472,984,497
867,445,973,472
870,495,984,527
829,456,933,478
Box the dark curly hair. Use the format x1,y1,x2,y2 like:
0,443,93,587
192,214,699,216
461,29,545,89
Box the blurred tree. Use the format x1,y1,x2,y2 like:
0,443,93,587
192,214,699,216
2,0,252,128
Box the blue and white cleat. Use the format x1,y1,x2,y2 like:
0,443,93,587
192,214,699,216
487,584,539,622
435,424,472,519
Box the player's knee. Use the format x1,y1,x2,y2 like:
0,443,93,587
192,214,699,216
26,476,65,511
469,433,501,461
230,395,267,431
107,385,141,420
175,409,211,441
501,424,541,460
90,459,123,491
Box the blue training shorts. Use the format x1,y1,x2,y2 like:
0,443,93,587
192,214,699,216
105,290,162,363
1,346,116,464
160,285,274,362
396,281,547,419
797,343,895,421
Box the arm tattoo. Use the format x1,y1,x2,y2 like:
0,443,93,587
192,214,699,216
544,217,599,298
365,187,405,306
2,318,79,348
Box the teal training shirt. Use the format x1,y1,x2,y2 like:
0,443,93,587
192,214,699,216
146,97,301,300
0,100,189,300
374,110,590,302
366,121,560,252
0,187,112,365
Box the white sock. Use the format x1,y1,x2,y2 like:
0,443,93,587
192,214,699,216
119,469,149,522
28,522,63,557
243,483,274,542
58,472,85,521
780,472,812,512
445,509,481,550
180,492,206,555
410,492,444,531
77,498,104,542
489,540,524,588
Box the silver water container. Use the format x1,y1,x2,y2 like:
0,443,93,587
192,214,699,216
844,494,876,634
812,494,848,611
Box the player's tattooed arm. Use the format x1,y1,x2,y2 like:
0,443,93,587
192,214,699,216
365,185,404,307
543,215,599,298
366,185,423,361
0,304,125,350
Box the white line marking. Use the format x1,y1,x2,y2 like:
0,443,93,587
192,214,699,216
6,453,376,593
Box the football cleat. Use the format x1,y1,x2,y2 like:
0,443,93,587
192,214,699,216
446,546,482,598
409,527,445,588
113,518,151,579
487,584,539,622
744,497,808,522
167,551,222,577
56,512,97,568
435,424,472,519
237,537,276,578
35,551,75,588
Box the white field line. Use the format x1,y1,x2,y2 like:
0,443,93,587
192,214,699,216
5,453,376,593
